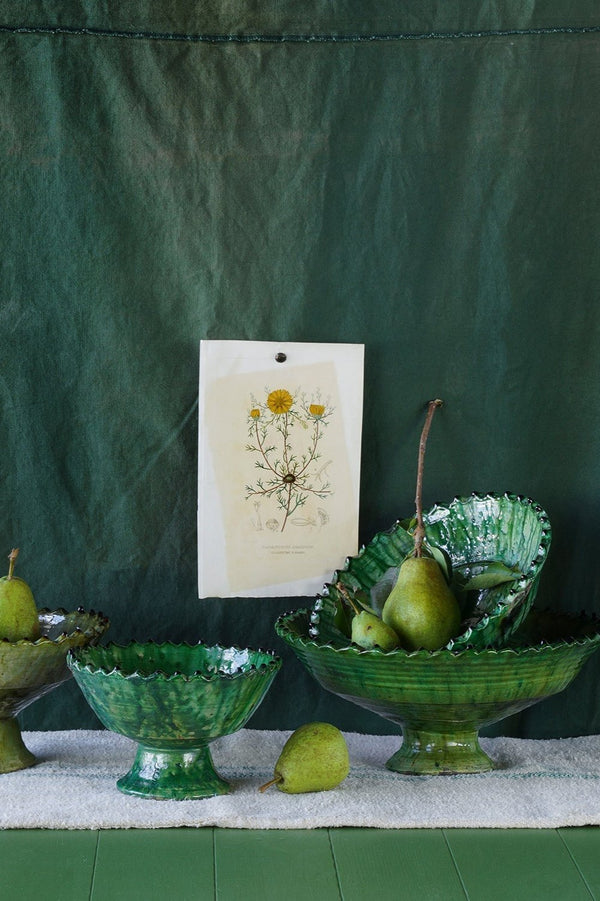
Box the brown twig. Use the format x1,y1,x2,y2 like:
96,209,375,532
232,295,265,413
413,400,443,557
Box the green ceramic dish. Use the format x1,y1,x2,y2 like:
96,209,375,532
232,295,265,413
0,608,110,773
68,641,281,800
311,492,552,650
276,607,600,775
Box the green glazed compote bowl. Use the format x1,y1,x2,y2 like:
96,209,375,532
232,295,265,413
68,642,281,800
276,608,600,775
313,492,552,651
0,608,109,773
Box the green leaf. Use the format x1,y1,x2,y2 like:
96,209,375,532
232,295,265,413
353,589,380,617
332,594,353,637
425,544,453,583
456,560,523,591
398,516,417,531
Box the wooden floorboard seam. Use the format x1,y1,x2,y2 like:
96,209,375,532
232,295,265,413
441,830,470,901
326,829,344,901
212,828,218,901
557,830,596,901
88,830,100,901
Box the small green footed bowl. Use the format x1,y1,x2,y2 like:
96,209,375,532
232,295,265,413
0,608,110,774
67,642,281,800
276,607,600,775
312,492,552,650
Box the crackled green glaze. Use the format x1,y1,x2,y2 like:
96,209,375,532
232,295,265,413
312,492,551,650
0,719,35,772
68,642,281,799
276,608,600,774
117,745,231,800
0,609,109,773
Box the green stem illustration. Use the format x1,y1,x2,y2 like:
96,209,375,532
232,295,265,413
245,388,333,532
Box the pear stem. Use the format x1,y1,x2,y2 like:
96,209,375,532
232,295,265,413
413,400,443,558
7,548,19,581
335,581,361,616
259,774,283,793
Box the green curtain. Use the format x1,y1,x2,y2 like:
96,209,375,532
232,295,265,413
2,3,600,737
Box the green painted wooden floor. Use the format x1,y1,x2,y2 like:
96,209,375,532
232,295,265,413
2,828,600,900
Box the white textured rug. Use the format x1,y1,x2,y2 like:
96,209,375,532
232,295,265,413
2,729,600,830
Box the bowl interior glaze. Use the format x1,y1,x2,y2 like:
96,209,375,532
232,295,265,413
311,492,552,650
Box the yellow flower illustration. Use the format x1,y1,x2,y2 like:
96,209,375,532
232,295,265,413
246,384,333,531
267,389,293,415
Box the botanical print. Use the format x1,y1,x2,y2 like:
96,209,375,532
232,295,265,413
245,387,334,533
198,340,363,598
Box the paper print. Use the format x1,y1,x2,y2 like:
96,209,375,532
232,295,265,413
198,340,364,598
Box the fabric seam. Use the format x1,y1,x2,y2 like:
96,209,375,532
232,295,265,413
1,23,600,44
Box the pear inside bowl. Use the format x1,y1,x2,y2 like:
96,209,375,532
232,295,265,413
68,641,281,800
277,607,600,775
0,608,109,773
311,492,552,651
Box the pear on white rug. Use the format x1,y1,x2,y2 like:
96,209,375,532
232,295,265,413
1,729,599,830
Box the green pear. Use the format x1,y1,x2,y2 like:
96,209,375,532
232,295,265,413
0,549,41,642
334,581,399,651
351,610,400,651
382,555,460,651
259,722,349,794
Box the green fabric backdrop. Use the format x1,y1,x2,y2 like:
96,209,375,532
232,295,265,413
1,3,600,737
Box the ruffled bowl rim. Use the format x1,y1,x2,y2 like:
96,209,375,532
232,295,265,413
278,607,600,660
67,640,282,682
311,490,553,649
0,607,109,647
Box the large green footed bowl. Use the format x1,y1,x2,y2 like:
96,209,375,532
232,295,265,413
312,492,552,650
68,642,281,800
276,608,600,775
0,608,109,773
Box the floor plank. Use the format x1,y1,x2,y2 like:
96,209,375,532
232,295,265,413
214,829,341,901
0,829,97,901
2,827,600,900
91,828,215,901
330,828,467,900
445,828,594,900
559,828,600,899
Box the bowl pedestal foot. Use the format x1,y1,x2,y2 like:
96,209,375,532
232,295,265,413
117,743,231,800
0,718,36,773
386,726,494,775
